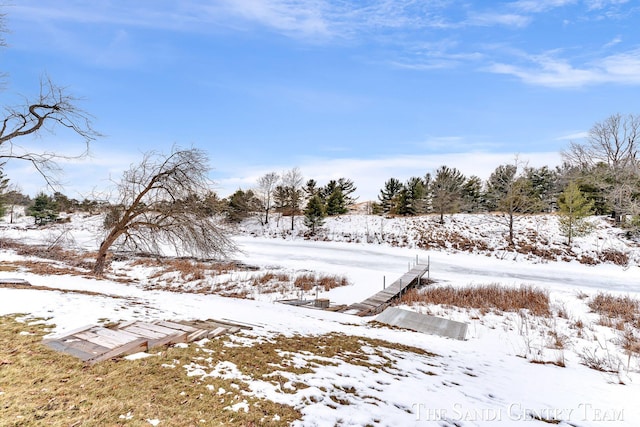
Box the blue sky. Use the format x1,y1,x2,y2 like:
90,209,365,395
2,0,639,200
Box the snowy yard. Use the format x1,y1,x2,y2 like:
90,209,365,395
1,212,639,426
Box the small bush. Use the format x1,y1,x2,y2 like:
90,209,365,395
599,249,629,266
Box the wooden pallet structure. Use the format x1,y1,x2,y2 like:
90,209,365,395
344,263,430,316
43,319,254,365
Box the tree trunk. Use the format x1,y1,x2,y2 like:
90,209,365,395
508,212,515,247
93,230,122,275
94,248,108,275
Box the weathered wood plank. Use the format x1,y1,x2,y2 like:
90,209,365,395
147,332,187,349
96,327,143,344
86,338,149,365
43,338,110,361
131,322,182,336
46,324,96,339
187,329,210,342
120,325,166,339
75,330,130,349
207,327,228,338
155,320,198,333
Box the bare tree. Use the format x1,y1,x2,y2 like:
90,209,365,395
563,113,639,222
1,77,99,187
256,171,280,225
94,147,236,274
278,167,304,231
1,12,98,187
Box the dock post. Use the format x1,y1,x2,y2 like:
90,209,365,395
383,276,386,290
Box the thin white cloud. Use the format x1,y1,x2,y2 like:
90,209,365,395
9,1,450,41
586,0,629,11
211,0,331,38
603,36,623,48
466,13,530,28
511,0,577,13
555,131,589,141
487,48,640,87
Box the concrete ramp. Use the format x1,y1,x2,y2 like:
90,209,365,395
375,307,468,340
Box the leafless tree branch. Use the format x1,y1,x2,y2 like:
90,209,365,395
0,76,100,188
94,147,236,274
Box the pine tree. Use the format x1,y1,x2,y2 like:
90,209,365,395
304,194,326,234
461,175,483,213
378,178,404,214
226,189,260,223
431,166,465,223
326,188,347,216
485,162,542,246
304,179,320,198
558,182,594,247
27,192,59,225
337,178,358,207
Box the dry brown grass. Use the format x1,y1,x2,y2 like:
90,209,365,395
589,292,640,329
294,274,350,292
5,260,87,277
0,315,300,426
251,272,291,287
599,249,629,266
0,239,96,270
398,284,550,316
0,316,436,426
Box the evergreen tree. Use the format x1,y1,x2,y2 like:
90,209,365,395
484,164,518,211
27,192,59,225
378,178,403,214
485,162,542,246
525,166,560,212
321,180,339,200
304,194,326,234
431,166,465,223
403,176,427,216
326,188,347,216
53,192,77,213
304,179,320,198
337,178,358,207
461,175,483,213
558,182,594,247
226,189,260,223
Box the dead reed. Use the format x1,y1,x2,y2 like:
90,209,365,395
589,292,640,328
398,284,550,316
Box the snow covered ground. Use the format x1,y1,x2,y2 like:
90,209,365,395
1,212,639,426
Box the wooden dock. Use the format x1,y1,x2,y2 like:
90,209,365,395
43,319,253,365
345,263,429,316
